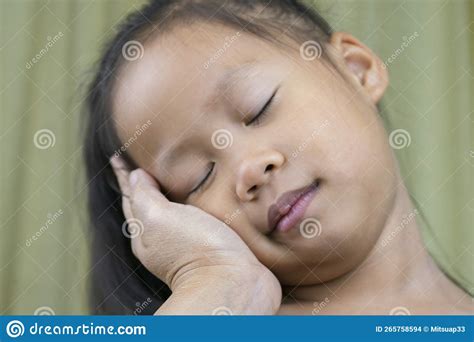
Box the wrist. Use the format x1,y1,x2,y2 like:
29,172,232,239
171,263,282,315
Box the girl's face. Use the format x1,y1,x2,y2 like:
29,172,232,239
112,23,394,286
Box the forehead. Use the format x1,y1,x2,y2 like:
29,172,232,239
112,24,286,164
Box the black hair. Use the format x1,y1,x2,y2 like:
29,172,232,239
83,0,337,315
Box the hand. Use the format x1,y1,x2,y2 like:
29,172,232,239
109,155,280,296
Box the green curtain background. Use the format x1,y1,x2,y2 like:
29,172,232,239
1,0,472,314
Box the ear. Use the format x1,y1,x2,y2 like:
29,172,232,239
329,32,388,104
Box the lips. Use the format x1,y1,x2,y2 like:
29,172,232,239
267,180,319,234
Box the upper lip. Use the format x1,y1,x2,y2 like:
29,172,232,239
267,180,319,234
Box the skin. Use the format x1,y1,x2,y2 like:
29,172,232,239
110,23,472,314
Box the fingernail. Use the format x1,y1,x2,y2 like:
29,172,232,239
129,170,138,186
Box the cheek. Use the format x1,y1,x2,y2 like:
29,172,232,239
290,115,398,259
194,192,252,238
285,179,396,284
317,101,396,188
319,125,397,238
201,202,282,265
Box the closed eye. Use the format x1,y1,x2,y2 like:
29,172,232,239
189,162,215,195
246,87,278,126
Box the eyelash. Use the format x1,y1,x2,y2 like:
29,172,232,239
189,162,215,195
189,89,278,196
246,88,278,126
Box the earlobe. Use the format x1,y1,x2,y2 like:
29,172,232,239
329,32,388,104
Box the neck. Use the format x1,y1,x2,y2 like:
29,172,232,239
284,172,460,308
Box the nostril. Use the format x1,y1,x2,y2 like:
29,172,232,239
248,185,258,194
243,164,274,197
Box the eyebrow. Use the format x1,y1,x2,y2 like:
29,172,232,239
157,62,260,170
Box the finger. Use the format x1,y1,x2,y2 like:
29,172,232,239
130,232,143,261
128,168,170,219
109,155,133,219
110,154,131,194
128,168,168,259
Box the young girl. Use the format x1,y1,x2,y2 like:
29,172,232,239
84,0,472,315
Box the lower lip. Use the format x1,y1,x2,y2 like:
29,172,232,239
275,183,319,233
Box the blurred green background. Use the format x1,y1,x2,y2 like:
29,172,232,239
0,0,472,314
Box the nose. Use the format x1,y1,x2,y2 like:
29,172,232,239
235,150,284,202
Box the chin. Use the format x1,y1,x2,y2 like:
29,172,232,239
276,250,366,286
270,223,376,286
262,190,388,285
